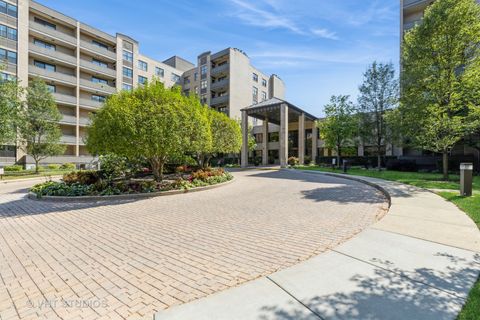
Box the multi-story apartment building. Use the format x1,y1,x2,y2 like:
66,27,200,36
0,0,285,167
182,48,285,121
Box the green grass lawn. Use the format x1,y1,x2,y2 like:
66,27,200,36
296,166,480,191
296,166,480,319
1,170,71,181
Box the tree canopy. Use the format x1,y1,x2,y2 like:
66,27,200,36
0,76,22,145
395,0,480,179
318,95,357,166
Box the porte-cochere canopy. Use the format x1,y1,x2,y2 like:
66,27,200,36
240,98,319,168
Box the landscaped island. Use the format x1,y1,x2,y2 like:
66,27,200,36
30,167,232,199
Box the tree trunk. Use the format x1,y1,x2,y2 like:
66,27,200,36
442,151,449,181
205,156,211,168
150,158,164,182
35,159,39,174
377,154,381,171
336,145,341,169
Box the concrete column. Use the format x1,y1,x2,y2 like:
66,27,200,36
279,104,289,168
262,118,268,166
75,21,80,157
241,110,249,168
312,121,318,164
298,113,305,165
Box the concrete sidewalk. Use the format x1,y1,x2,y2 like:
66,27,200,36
155,170,480,320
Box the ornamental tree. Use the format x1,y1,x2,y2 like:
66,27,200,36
318,95,358,166
18,78,65,173
87,80,193,181
357,62,398,170
0,75,22,145
397,0,480,179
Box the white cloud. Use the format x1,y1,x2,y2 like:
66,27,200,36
311,28,338,40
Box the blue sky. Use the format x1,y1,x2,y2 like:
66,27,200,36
37,0,400,116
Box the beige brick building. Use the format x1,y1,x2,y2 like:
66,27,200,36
0,0,285,167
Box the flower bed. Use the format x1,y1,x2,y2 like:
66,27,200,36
30,168,233,198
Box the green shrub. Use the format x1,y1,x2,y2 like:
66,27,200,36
63,170,100,185
47,164,61,170
4,165,23,172
288,157,299,166
60,163,76,170
31,181,93,198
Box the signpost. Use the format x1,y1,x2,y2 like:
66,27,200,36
460,163,473,197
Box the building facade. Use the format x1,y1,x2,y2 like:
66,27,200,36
0,0,285,166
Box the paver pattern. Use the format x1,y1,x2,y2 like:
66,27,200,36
0,169,387,320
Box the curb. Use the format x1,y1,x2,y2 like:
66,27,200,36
293,169,392,208
0,175,62,184
28,177,235,202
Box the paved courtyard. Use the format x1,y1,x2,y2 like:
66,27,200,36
0,169,387,320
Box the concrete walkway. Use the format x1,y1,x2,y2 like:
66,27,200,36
155,170,480,320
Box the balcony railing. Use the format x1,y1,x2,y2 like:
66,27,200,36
80,40,116,60
30,22,76,45
29,65,77,86
210,94,229,106
60,114,77,125
79,78,116,94
211,78,229,91
53,93,77,106
211,63,229,75
0,12,17,27
60,135,77,144
79,98,103,109
80,59,116,78
403,0,429,7
2,62,16,73
0,37,16,51
30,45,77,66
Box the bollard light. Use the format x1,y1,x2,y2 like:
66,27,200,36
460,163,473,197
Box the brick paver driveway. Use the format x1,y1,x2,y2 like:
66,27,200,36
0,169,387,320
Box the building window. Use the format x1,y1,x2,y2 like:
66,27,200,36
194,72,198,81
183,89,190,96
218,106,227,114
92,40,108,50
122,83,132,91
46,84,56,93
33,39,55,50
92,76,108,84
252,86,258,104
253,73,258,82
200,94,207,104
184,76,190,85
171,73,180,83
34,60,55,72
200,65,207,79
123,50,133,62
92,94,106,103
34,17,56,30
138,60,148,71
155,67,164,77
92,59,107,68
262,91,267,101
194,86,198,95
1,1,17,17
268,132,279,142
0,25,17,41
0,72,15,82
123,67,133,78
262,78,267,87
138,75,147,85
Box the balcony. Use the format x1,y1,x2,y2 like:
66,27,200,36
0,37,16,51
53,93,77,106
211,78,229,91
29,45,77,66
60,135,77,145
80,59,116,78
80,40,116,61
79,78,116,95
0,12,17,27
60,114,77,125
30,22,76,46
79,98,103,110
210,94,229,106
211,63,229,75
29,65,77,86
2,63,16,73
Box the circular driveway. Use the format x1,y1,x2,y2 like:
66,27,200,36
0,169,387,320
